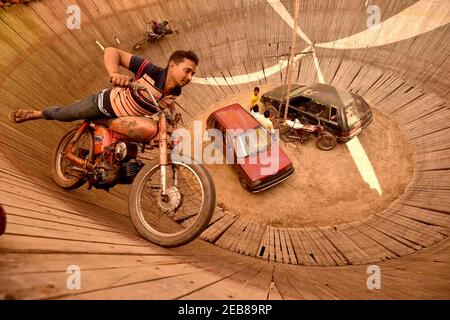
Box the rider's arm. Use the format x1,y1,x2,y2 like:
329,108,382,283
129,56,160,80
104,47,133,86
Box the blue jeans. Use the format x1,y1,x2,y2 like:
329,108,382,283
42,93,110,122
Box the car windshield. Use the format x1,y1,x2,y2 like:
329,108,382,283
344,96,370,127
233,126,272,158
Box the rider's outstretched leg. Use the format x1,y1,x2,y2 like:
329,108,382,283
9,93,110,124
9,110,43,123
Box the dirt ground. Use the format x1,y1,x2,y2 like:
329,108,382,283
188,86,414,228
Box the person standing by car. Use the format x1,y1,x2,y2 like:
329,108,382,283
250,104,261,118
255,110,275,134
249,87,260,110
250,105,274,134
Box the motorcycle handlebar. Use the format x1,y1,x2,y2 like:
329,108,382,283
128,82,183,125
127,82,145,91
126,82,165,114
110,80,184,124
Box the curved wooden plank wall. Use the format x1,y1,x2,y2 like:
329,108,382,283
0,0,449,299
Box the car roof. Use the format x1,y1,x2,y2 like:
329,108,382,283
264,83,358,109
261,83,305,102
209,104,260,130
298,83,355,108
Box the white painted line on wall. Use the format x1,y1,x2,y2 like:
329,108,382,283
192,46,312,85
266,0,313,45
193,0,447,84
317,0,450,49
311,49,325,84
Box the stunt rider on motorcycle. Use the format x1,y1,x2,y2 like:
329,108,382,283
9,47,198,125
148,19,177,39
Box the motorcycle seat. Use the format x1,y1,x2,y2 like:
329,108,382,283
302,125,316,132
92,118,112,127
284,119,304,129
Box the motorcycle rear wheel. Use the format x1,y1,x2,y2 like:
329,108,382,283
51,126,93,190
316,131,337,151
129,157,216,247
280,126,297,143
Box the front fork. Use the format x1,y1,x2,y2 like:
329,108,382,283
64,120,93,170
159,114,169,196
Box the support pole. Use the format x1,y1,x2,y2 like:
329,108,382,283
283,0,301,121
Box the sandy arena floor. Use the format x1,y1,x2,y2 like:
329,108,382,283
188,87,414,228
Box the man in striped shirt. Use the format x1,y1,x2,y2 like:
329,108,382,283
9,47,198,123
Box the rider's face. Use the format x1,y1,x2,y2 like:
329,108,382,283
168,59,197,87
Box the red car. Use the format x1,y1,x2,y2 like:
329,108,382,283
206,104,295,192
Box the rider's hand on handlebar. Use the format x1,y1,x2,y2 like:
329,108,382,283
110,73,131,87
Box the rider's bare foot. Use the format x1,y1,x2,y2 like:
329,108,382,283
8,110,43,123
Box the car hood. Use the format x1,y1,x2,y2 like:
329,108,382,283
239,142,293,181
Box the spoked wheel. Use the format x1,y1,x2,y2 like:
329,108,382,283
280,126,297,142
51,126,93,190
129,157,216,247
316,131,337,151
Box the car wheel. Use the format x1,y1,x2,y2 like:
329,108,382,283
239,176,253,192
316,132,337,151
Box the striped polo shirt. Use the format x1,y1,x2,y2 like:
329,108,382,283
98,55,182,117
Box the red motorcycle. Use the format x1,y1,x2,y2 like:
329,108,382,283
280,117,337,151
52,83,216,247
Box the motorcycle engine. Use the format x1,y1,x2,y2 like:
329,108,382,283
118,160,144,184
90,142,143,191
115,142,138,162
91,163,119,190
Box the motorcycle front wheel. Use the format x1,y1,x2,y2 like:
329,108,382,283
316,131,337,151
129,157,216,247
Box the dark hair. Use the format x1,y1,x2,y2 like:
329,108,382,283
252,105,259,112
264,110,270,118
169,50,199,65
254,87,260,92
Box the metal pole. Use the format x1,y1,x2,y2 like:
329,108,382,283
283,0,301,121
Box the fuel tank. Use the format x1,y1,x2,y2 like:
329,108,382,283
107,116,158,143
